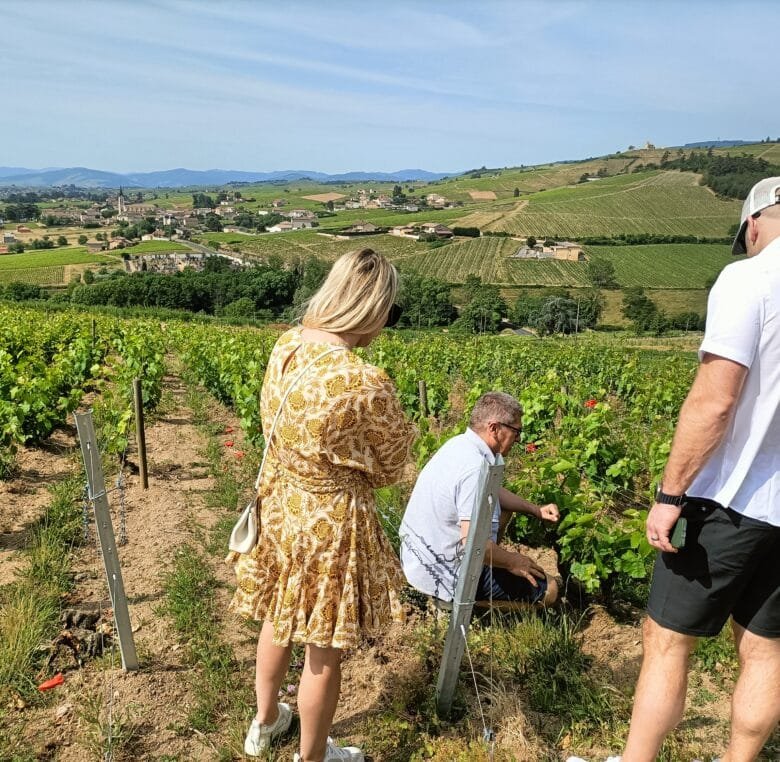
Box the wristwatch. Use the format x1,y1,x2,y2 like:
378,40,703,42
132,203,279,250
654,483,686,506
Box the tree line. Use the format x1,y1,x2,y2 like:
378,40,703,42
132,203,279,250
1,254,708,336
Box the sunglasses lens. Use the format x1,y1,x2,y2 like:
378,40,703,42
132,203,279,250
385,303,402,327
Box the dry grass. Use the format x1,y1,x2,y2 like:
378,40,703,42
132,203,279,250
302,192,347,202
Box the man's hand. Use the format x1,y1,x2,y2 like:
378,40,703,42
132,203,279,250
506,552,546,587
538,503,560,523
646,502,683,554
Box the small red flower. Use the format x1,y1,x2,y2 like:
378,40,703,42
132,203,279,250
224,440,234,447
525,443,538,453
38,673,64,691
584,399,597,408
234,450,245,459
224,426,234,434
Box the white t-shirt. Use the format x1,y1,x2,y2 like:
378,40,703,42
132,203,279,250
399,428,503,601
687,236,780,526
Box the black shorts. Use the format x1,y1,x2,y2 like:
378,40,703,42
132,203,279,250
647,497,780,638
476,566,547,604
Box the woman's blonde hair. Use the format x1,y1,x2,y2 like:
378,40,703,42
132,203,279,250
302,248,398,334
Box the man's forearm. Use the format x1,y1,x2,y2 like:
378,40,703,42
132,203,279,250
484,539,517,570
662,358,745,494
498,487,540,518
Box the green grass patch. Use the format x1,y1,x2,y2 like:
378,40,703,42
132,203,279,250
693,625,738,685
0,478,82,701
123,240,189,254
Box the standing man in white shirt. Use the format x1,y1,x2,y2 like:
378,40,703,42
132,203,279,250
400,392,559,607
610,178,780,762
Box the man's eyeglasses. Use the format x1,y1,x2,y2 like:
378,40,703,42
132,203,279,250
497,421,522,437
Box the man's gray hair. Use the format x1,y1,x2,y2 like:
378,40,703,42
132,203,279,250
469,392,523,430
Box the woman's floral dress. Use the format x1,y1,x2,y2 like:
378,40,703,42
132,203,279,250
229,328,415,649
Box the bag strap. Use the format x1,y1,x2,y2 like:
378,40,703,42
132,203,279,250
254,344,347,489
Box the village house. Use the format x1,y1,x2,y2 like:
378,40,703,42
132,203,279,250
109,236,132,250
548,241,585,261
271,198,288,208
389,225,418,238
341,221,380,235
86,241,107,253
267,221,294,233
375,194,393,208
79,210,106,226
512,241,585,261
289,217,318,230
419,222,454,238
287,209,316,220
3,232,17,244
425,193,448,208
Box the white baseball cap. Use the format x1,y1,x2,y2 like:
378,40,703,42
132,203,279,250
732,176,780,255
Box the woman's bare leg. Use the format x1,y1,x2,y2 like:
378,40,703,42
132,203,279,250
297,643,342,762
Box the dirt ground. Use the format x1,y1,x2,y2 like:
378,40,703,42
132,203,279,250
0,372,757,761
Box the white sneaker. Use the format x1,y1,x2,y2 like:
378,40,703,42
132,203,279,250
293,737,364,761
243,702,293,756
566,757,621,762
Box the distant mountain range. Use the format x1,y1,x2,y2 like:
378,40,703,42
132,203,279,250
0,166,455,189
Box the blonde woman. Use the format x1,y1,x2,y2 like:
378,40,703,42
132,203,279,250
229,249,415,762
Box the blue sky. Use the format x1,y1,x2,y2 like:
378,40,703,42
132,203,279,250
3,1,777,174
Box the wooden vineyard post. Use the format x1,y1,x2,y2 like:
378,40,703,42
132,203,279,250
418,380,428,418
132,378,149,489
435,461,504,717
74,411,139,671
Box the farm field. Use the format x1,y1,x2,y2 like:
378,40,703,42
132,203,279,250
712,141,780,163
3,307,775,761
396,235,735,289
585,243,735,288
482,170,740,238
197,230,425,264
0,248,117,270
0,265,65,285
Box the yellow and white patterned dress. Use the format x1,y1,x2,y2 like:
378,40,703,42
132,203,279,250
229,328,415,650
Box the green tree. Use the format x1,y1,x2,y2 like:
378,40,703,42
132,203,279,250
622,287,667,334
526,236,537,249
531,296,579,335
78,234,88,245
83,269,95,284
586,257,617,287
513,187,520,197
57,235,68,247
397,272,456,328
454,277,507,334
203,213,223,232
219,297,256,320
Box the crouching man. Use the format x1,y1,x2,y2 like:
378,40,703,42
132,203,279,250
400,391,559,608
